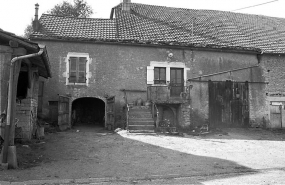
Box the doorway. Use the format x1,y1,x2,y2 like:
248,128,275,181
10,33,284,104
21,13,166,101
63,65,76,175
208,80,249,127
72,97,105,127
170,68,184,97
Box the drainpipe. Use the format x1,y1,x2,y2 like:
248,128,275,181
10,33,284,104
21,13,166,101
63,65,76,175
2,48,44,164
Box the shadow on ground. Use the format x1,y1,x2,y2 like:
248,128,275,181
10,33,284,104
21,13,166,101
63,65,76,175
0,126,257,183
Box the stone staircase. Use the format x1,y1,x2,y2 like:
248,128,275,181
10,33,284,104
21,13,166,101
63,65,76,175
128,106,155,133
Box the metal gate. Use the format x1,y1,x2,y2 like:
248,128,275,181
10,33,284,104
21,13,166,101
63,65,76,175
209,80,249,127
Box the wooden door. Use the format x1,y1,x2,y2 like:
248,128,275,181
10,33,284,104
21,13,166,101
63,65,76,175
106,96,115,130
269,102,285,128
58,95,70,131
170,68,184,97
209,81,249,127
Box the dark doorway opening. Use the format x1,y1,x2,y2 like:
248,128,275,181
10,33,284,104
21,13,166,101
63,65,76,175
72,97,105,127
17,71,29,100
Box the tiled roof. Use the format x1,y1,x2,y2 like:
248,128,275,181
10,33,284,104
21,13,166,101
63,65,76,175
32,14,117,41
31,3,285,53
0,29,52,78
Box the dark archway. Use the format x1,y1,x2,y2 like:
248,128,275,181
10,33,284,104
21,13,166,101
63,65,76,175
72,97,105,127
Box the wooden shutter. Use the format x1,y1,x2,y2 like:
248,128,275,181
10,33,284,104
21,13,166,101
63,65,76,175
78,57,87,83
147,66,154,85
69,57,77,83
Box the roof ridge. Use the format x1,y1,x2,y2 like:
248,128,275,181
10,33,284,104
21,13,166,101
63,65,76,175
40,14,114,21
130,2,284,20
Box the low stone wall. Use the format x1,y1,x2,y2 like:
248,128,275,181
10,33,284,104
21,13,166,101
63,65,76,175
16,98,37,139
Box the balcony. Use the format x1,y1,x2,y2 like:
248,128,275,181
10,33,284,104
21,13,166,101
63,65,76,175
147,85,190,104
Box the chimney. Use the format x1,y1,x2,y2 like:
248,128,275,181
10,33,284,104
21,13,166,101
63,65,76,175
122,0,131,12
33,3,40,32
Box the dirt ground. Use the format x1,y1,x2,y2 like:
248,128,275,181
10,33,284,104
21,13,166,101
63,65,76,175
1,126,285,184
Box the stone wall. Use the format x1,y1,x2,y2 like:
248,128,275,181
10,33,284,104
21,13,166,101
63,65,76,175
31,39,269,129
15,98,37,139
180,103,191,128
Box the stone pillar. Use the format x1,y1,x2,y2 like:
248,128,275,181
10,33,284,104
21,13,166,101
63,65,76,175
181,103,191,128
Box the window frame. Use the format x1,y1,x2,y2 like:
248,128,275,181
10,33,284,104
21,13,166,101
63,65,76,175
154,67,166,84
147,61,190,86
66,52,90,86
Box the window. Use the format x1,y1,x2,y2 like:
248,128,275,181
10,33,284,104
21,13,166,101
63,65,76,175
69,57,87,83
147,61,190,86
65,52,90,86
154,67,166,84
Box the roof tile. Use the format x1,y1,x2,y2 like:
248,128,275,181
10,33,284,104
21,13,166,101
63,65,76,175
31,3,285,53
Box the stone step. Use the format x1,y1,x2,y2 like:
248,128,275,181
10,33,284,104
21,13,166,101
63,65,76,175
129,118,154,122
129,105,150,109
129,110,152,114
129,117,153,121
129,108,151,112
128,125,155,130
128,130,155,133
128,120,154,126
128,114,152,119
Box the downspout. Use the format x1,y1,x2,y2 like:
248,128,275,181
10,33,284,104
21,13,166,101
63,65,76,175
2,48,44,164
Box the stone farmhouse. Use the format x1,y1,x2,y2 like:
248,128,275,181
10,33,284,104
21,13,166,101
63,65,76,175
29,0,285,133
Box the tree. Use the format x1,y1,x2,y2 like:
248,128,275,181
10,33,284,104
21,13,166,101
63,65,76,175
47,0,93,18
23,19,33,38
23,0,93,38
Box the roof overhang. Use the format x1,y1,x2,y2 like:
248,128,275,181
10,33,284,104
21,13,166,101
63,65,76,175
0,29,52,78
31,36,261,55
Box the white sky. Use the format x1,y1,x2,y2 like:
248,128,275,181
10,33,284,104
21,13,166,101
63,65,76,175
0,0,284,36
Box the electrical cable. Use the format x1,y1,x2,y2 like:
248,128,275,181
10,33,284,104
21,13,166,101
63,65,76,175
231,0,278,12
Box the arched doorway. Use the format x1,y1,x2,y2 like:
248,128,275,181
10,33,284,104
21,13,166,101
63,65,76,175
71,97,105,127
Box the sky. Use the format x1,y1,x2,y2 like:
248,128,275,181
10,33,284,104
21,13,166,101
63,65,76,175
0,0,284,36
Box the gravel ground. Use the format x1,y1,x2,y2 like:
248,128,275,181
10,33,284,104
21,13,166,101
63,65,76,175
1,126,285,184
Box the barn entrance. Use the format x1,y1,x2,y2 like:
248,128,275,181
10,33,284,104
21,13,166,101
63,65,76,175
208,80,249,128
71,97,105,127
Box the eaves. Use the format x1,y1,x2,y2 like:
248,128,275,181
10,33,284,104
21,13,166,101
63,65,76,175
30,37,261,55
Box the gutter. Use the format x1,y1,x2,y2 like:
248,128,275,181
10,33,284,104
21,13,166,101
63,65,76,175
1,47,44,165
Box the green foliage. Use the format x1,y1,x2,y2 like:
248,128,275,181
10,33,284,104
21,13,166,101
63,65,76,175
23,0,93,38
23,19,33,38
47,0,93,18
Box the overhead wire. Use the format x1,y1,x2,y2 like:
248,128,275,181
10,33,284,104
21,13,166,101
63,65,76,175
231,0,278,12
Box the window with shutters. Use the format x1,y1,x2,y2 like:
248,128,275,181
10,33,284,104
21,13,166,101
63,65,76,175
147,61,190,86
69,57,87,83
66,53,90,85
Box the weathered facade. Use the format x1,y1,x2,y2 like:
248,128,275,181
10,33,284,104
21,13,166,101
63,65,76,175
29,38,265,130
30,1,285,130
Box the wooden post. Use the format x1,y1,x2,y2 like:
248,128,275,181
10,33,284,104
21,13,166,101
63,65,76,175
9,60,21,145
